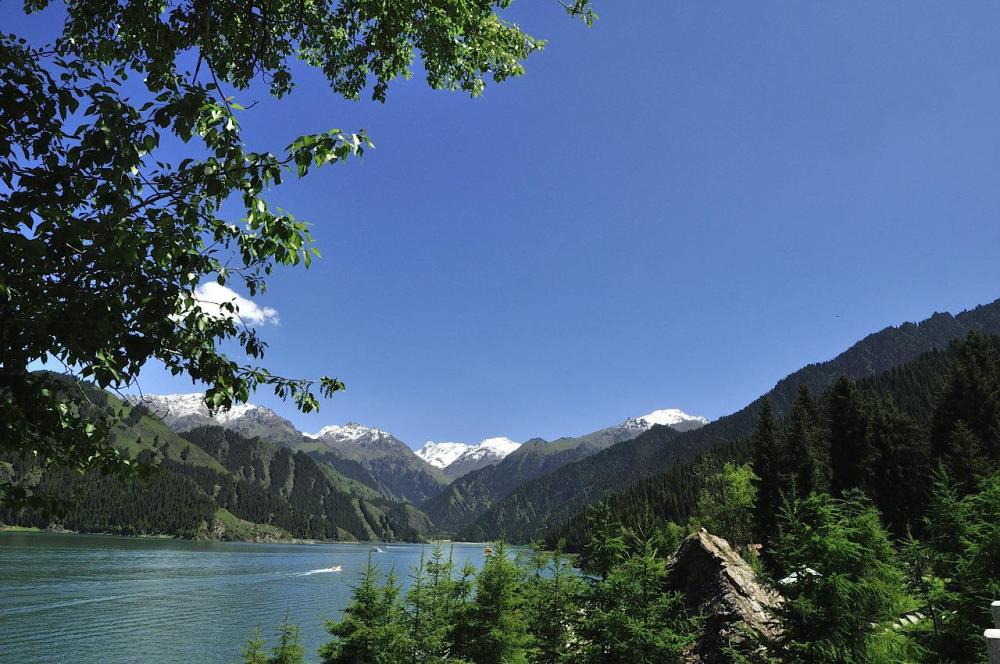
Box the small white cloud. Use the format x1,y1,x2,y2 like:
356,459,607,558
192,282,279,326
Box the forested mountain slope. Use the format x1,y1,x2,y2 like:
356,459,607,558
466,299,1000,542
1,386,431,541
295,423,448,504
129,394,448,505
422,410,705,535
180,426,432,541
549,340,969,548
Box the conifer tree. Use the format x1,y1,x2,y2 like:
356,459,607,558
405,545,469,663
772,491,913,663
750,399,785,545
919,471,1000,662
242,627,269,664
458,542,532,664
691,462,758,548
579,501,627,579
269,613,305,664
827,377,869,495
320,558,413,664
862,402,928,534
576,539,698,664
524,545,588,664
784,386,826,499
931,332,1000,486
941,421,990,494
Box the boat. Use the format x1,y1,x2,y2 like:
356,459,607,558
484,547,494,556
329,564,343,572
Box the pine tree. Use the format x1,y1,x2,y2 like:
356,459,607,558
931,332,1000,485
458,542,532,664
579,501,627,579
524,545,587,664
862,401,928,535
576,539,699,664
241,626,269,664
827,377,869,495
941,421,990,494
269,613,304,664
320,558,413,664
919,470,1000,662
750,399,785,545
405,545,468,662
784,386,825,499
772,491,913,663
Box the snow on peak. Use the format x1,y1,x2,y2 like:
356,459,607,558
213,402,266,424
638,408,709,428
305,422,399,447
452,437,520,464
129,393,265,422
415,441,472,469
418,436,520,470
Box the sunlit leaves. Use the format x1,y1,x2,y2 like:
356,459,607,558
2,0,593,502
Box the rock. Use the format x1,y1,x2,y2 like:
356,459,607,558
666,529,782,663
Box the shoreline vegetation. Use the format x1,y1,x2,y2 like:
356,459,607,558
0,524,483,547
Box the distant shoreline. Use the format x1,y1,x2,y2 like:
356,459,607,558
0,526,480,546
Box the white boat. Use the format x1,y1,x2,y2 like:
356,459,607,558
329,564,343,572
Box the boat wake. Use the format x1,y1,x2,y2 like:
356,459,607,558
299,568,341,576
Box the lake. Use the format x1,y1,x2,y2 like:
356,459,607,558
0,532,493,663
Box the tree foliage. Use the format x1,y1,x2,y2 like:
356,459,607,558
771,492,911,663
1,0,593,500
690,461,757,549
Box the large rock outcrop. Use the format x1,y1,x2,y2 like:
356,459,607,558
666,529,782,663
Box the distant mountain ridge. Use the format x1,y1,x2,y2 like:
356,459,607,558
294,422,448,504
126,393,302,447
417,437,522,479
462,298,1000,543
421,408,708,535
4,386,431,542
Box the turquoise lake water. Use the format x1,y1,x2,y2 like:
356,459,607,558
0,532,493,663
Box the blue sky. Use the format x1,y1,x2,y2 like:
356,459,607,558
10,2,1000,446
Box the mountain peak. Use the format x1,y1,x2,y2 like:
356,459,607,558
126,393,302,445
416,436,521,477
415,441,471,469
638,408,709,428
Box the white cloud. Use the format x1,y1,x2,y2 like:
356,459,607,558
192,282,280,326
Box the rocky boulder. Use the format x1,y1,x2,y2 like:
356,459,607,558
666,529,782,663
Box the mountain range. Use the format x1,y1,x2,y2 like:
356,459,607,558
420,409,708,535
15,297,999,545
128,393,708,511
459,298,1000,542
416,438,521,479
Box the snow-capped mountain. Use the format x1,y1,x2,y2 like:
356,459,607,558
453,437,520,464
415,441,473,469
443,437,521,479
304,422,411,454
543,407,709,453
127,393,302,445
416,437,521,479
627,408,709,434
300,422,449,504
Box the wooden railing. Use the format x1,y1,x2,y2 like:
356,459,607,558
986,600,1000,664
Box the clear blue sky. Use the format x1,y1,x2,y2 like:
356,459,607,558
10,2,1000,446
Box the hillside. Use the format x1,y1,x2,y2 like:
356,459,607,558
1,385,431,542
295,423,448,504
464,298,1000,542
422,409,706,535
